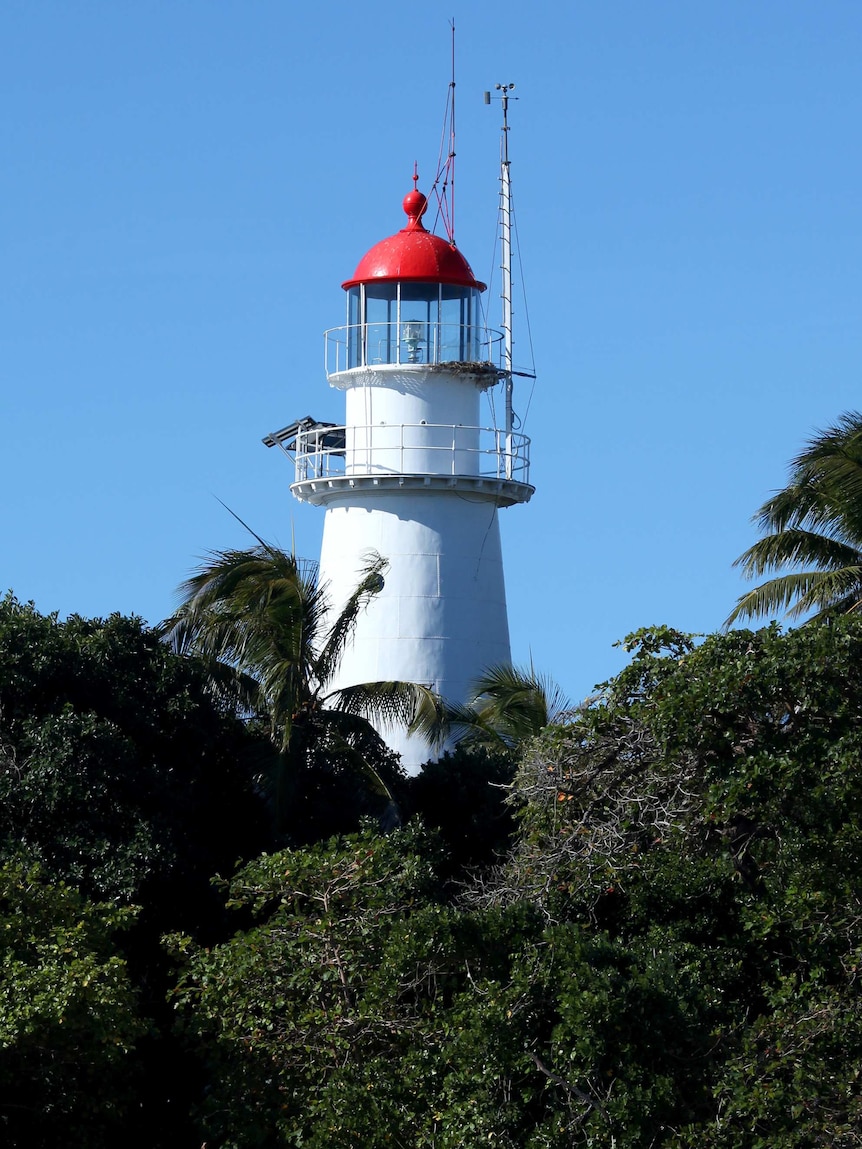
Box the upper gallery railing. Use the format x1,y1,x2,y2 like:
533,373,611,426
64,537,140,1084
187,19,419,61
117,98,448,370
325,322,504,375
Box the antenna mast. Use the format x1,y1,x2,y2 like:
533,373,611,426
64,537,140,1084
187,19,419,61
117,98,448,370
499,84,514,445
485,82,517,475
431,21,457,244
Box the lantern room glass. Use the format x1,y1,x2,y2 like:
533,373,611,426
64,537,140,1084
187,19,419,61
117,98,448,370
345,284,484,368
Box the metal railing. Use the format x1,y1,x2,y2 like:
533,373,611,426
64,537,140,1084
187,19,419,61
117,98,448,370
291,422,531,485
324,323,504,375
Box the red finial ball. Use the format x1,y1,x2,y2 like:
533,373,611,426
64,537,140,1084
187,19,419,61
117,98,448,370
402,188,428,228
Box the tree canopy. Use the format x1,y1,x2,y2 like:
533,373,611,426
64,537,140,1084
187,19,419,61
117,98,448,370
0,594,272,1147
168,616,862,1147
0,862,145,1149
8,440,862,1144
0,593,268,915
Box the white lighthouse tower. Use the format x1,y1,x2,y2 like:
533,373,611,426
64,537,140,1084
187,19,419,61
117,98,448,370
265,134,533,772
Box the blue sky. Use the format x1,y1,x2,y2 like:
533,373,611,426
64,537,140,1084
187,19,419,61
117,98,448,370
2,1,861,704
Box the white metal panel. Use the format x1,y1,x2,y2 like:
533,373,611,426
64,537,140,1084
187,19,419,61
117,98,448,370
343,372,481,476
318,489,511,773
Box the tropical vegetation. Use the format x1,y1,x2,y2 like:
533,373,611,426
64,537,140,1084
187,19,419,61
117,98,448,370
0,594,269,1146
169,617,862,1148
6,412,862,1145
727,410,862,623
161,539,441,834
443,661,572,750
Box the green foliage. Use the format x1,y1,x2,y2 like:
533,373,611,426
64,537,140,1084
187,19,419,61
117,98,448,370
169,825,450,1146
8,587,862,1144
0,594,268,916
444,662,572,750
162,543,443,832
0,861,146,1147
405,741,519,877
171,825,723,1147
728,410,862,623
499,616,862,1145
0,593,272,1146
685,975,862,1148
164,618,862,1146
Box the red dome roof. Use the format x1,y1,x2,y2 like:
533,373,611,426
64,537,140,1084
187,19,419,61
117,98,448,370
342,188,486,291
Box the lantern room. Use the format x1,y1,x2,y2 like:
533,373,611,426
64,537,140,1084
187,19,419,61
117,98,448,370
327,185,497,374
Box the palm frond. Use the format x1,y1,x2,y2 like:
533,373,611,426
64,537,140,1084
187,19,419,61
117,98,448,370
733,530,862,579
752,415,862,536
726,566,862,626
783,566,862,620
315,552,388,687
406,687,451,745
327,680,448,748
164,536,461,777
475,662,570,724
792,411,862,469
441,699,511,750
442,663,572,750
191,655,262,717
312,710,398,805
731,413,862,623
753,484,833,535
161,542,330,748
166,547,316,653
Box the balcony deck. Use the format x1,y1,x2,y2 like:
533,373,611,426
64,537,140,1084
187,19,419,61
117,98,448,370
269,421,534,508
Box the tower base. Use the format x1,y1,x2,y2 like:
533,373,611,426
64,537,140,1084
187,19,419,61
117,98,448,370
317,489,511,774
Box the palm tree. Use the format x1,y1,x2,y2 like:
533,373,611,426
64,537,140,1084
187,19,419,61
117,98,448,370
161,539,442,823
445,663,572,751
727,412,862,626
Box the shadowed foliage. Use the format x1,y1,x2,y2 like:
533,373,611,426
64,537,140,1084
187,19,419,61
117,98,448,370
161,541,443,830
0,593,272,1147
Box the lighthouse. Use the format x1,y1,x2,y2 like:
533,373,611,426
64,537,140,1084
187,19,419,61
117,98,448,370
265,131,533,772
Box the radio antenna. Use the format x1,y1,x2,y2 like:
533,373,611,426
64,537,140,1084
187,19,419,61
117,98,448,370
430,21,457,244
484,82,517,473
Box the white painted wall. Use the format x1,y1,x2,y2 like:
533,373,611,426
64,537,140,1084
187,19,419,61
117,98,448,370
318,488,511,773
342,368,482,476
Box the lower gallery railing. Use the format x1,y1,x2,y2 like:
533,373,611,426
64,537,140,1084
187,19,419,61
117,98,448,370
290,423,531,485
